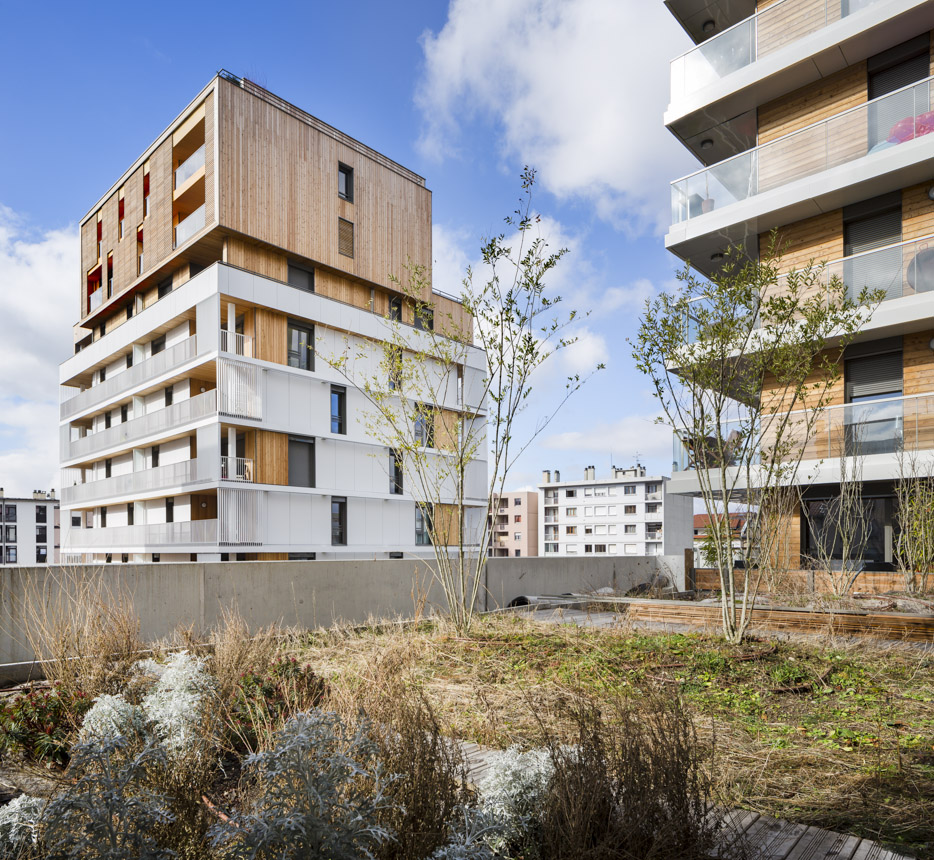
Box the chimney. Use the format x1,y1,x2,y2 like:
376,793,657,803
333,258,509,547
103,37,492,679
585,465,595,481
554,469,561,482
542,470,551,484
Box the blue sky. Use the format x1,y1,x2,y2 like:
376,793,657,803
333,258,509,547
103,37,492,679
0,0,696,495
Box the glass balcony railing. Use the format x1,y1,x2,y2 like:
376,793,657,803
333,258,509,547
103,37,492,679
175,204,205,247
671,76,934,225
682,234,934,344
670,0,883,102
175,144,205,189
673,392,934,472
673,417,760,473
89,288,103,312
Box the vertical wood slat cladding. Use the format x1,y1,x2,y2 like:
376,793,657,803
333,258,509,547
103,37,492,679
118,167,145,291
223,236,288,281
204,91,216,227
434,503,462,546
216,78,432,299
432,295,473,343
757,64,866,144
149,140,174,271
769,503,803,571
254,308,287,364
756,0,842,59
904,331,934,451
436,409,461,452
255,430,288,485
315,269,372,311
80,219,98,317
903,183,934,241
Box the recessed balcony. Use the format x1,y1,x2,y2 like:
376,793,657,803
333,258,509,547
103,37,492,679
174,144,205,193
220,456,254,482
219,329,254,357
175,204,206,249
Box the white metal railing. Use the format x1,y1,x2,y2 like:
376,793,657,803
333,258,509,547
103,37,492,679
544,515,558,523
646,491,663,501
66,519,218,549
61,336,198,420
219,329,254,357
672,76,934,224
221,457,254,482
61,460,199,505
175,144,205,188
670,0,882,102
218,359,262,419
175,204,206,247
63,390,217,463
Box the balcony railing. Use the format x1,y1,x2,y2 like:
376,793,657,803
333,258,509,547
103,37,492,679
221,456,254,482
175,204,205,247
544,515,558,523
670,0,882,102
671,76,934,225
61,336,198,420
219,329,254,357
89,288,103,312
175,144,205,188
62,460,199,505
646,491,663,501
673,392,934,472
66,519,218,549
63,389,217,462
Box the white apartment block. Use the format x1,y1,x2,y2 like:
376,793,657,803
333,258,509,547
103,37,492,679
0,490,60,566
58,73,487,563
538,466,693,558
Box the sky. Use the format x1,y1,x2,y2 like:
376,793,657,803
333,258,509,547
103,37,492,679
0,0,696,497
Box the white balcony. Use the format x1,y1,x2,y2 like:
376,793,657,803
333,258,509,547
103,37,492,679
62,390,217,464
61,460,200,506
175,204,205,248
89,288,103,312
220,456,254,482
175,144,205,189
61,336,199,420
66,519,218,550
219,329,254,357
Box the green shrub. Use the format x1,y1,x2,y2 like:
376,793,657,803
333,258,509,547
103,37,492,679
0,685,91,765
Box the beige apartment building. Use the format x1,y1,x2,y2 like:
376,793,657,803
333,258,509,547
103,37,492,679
488,492,539,557
59,71,488,562
665,0,934,570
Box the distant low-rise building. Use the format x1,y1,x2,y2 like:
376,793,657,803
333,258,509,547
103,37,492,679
488,491,539,558
0,489,60,566
693,513,747,568
538,466,692,557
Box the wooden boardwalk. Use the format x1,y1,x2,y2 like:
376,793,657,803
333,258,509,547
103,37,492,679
460,731,910,859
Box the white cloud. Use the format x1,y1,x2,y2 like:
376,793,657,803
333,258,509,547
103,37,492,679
542,412,673,471
0,207,78,494
431,223,473,297
417,0,693,232
561,326,608,375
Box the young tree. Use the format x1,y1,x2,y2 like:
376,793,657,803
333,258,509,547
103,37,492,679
894,448,934,594
325,169,599,633
632,242,881,642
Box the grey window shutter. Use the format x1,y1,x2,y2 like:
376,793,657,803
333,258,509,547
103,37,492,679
844,209,903,300
845,352,903,400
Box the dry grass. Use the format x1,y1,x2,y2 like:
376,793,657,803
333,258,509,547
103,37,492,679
297,614,934,857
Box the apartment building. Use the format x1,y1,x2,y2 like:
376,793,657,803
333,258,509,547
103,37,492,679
488,491,539,557
665,0,934,569
0,490,60,566
59,71,487,563
538,466,693,557
693,513,747,567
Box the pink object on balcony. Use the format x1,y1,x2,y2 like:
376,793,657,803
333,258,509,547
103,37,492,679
887,111,934,143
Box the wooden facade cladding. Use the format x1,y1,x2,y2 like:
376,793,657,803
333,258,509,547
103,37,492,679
223,236,288,281
254,309,287,365
215,77,432,299
254,430,289,485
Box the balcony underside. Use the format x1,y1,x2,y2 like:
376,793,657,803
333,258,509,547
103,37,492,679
666,134,934,277
666,0,934,164
664,0,755,44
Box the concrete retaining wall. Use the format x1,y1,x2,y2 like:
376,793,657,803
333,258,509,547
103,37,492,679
0,555,681,668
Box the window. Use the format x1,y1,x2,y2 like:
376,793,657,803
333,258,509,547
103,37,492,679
338,163,354,202
121,403,128,423
584,525,593,535
143,171,150,217
152,445,160,468
844,339,903,455
105,458,112,479
646,503,660,513
331,497,347,545
608,544,617,554
338,218,354,257
4,525,15,542
607,506,616,515
165,386,174,407
545,543,558,554
390,448,404,494
595,524,607,535
104,412,112,430
3,505,15,522
624,524,637,534
415,504,432,546
843,194,903,302
127,504,134,527
388,345,403,390
595,544,607,553
584,488,593,497
99,367,106,383
100,508,107,528
151,334,166,355
414,303,434,331
566,526,577,535
71,514,81,527
624,505,636,515
5,547,16,564
122,554,129,564
623,485,636,495
126,303,134,321
389,296,402,322
36,546,47,564
624,544,638,554
107,253,114,298
288,437,316,488
867,35,931,147
414,406,434,447
137,227,144,274
594,486,607,496
118,194,125,239
513,498,521,506
595,506,607,516
647,483,660,493
288,321,315,371
165,498,174,523
584,544,593,554
287,263,315,293
158,278,173,299
565,489,576,498
36,506,47,524
514,532,522,541
330,385,346,434
567,544,578,553
126,352,133,369
514,515,522,523
566,507,577,517
152,553,160,563
36,525,47,543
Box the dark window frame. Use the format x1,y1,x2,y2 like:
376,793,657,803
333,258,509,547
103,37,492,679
338,163,354,202
288,436,316,488
331,497,347,546
330,385,347,435
287,319,315,371
287,263,316,293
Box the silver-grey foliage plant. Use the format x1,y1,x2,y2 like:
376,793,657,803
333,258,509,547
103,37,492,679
209,709,398,860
